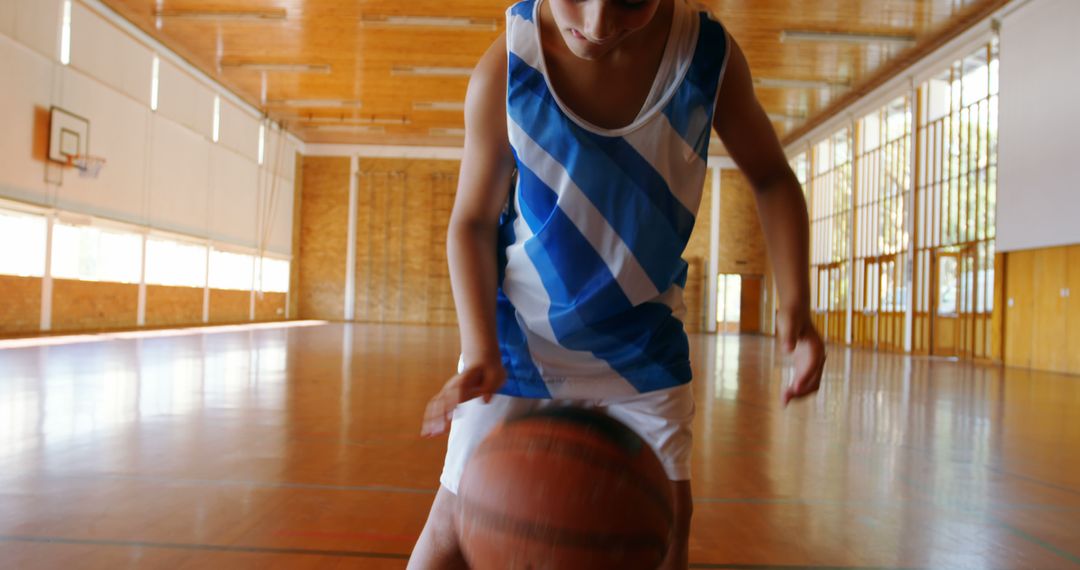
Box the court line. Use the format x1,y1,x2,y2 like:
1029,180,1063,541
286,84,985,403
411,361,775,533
0,534,409,560
0,534,923,568
988,466,1080,498
17,473,1080,514
990,519,1080,567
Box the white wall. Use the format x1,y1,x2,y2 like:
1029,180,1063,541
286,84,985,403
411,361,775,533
997,0,1080,252
0,0,298,256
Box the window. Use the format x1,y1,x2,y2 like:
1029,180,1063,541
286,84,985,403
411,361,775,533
0,209,47,277
51,223,142,283
60,0,72,65
150,56,160,111
208,249,253,290
212,96,221,143
145,238,207,287
257,258,289,293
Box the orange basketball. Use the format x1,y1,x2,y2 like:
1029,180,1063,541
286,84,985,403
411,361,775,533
456,407,674,570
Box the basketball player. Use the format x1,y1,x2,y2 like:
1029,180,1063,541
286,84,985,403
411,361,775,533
409,0,826,567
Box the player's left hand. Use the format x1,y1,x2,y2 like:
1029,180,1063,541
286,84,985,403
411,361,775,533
778,310,826,406
421,360,505,437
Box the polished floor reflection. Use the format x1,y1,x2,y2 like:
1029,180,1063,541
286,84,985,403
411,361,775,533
1,323,1078,569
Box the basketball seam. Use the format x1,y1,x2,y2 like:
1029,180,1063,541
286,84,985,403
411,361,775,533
471,437,675,524
459,497,668,558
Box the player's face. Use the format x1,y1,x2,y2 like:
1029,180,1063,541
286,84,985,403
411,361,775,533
548,0,663,60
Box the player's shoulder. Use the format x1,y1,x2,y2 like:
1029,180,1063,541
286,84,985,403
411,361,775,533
469,34,507,101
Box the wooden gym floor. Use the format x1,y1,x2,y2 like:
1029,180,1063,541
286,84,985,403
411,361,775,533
0,323,1078,569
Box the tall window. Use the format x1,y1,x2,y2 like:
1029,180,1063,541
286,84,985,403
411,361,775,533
716,274,742,332
810,128,853,342
914,40,999,357
853,96,912,349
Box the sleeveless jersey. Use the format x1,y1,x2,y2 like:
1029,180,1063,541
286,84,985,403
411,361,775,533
495,0,730,399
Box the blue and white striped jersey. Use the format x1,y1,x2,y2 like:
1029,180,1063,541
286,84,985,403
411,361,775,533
495,0,730,399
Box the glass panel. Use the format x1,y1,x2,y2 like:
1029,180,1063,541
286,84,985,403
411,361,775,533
145,238,207,288
51,223,142,283
0,209,47,277
937,256,958,316
208,249,254,291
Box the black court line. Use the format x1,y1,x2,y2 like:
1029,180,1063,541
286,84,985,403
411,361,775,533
0,535,922,568
991,518,1080,567
0,535,410,560
988,465,1080,498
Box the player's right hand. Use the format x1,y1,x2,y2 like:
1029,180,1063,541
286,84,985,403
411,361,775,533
421,359,506,437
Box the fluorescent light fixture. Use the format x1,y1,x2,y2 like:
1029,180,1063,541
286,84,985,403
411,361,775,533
310,125,386,134
222,61,331,74
361,15,498,31
269,99,362,108
60,0,72,65
258,124,265,164
430,128,466,137
155,9,287,22
766,112,806,122
413,101,466,111
212,96,221,142
781,30,916,47
755,77,849,90
287,116,410,126
150,56,160,111
392,65,473,77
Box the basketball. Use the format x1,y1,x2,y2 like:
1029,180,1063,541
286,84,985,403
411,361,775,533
456,407,674,570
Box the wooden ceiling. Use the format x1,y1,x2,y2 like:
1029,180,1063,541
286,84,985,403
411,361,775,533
98,0,1002,148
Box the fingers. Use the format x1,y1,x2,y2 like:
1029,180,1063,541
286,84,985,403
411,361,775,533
420,367,502,437
782,328,827,407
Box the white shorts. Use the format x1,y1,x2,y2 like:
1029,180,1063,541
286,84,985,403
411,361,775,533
439,383,695,495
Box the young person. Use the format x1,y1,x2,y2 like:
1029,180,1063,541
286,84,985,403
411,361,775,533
410,1,826,567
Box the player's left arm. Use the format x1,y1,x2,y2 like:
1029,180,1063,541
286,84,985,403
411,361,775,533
711,37,826,405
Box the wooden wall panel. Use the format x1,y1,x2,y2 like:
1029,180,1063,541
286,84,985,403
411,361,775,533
0,276,42,335
1031,247,1068,373
1004,250,1035,369
298,156,350,320
51,279,138,332
144,285,203,327
208,289,251,324
1068,245,1080,375
718,170,767,275
354,158,460,326
990,252,1006,361
255,292,287,321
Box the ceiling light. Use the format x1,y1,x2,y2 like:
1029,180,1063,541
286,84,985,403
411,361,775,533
430,128,466,137
155,9,286,22
392,66,473,77
287,116,410,126
268,99,362,108
755,77,849,90
766,112,807,122
309,125,386,134
414,101,466,111
222,62,331,74
781,30,916,47
362,15,498,31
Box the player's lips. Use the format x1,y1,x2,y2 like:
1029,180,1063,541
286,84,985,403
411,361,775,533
570,28,615,45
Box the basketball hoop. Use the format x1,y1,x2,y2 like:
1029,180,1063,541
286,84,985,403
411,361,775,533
69,154,106,179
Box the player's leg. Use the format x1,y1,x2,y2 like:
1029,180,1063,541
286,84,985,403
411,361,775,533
602,383,696,570
408,394,539,568
408,486,468,570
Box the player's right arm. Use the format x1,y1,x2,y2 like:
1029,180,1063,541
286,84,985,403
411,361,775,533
422,35,513,437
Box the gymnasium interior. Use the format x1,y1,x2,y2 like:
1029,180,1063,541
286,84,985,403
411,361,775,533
1,0,1078,567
